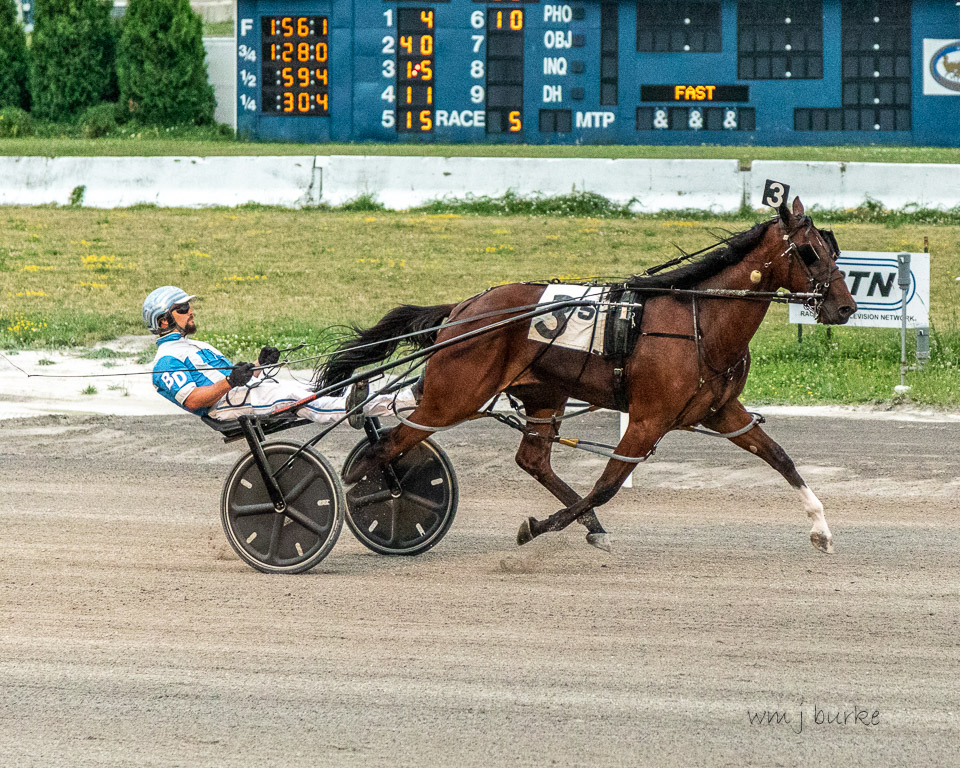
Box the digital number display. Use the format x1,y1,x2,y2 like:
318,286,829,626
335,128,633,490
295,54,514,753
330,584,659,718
261,16,329,116
233,1,953,147
486,8,524,133
397,8,435,132
641,85,750,102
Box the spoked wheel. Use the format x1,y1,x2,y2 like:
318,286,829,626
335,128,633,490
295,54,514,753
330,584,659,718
342,436,458,556
220,441,344,574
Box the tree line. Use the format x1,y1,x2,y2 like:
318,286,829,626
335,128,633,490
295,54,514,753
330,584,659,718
0,0,216,136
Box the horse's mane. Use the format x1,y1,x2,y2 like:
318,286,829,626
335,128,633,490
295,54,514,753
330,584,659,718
625,219,773,290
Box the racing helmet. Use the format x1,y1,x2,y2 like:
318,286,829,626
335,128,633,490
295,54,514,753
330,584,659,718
142,286,197,334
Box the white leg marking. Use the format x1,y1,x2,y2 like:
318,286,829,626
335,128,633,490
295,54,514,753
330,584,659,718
797,485,834,554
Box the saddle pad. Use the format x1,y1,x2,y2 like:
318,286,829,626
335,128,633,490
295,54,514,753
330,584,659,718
527,284,608,355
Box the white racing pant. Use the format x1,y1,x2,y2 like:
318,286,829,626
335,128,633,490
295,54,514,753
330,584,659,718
207,379,416,423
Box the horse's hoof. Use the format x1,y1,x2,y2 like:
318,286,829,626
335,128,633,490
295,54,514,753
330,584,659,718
517,517,537,546
810,530,834,554
586,533,612,552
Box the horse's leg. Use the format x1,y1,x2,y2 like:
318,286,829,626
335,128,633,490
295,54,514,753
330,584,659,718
513,396,610,551
517,416,662,545
701,401,834,554
342,368,504,485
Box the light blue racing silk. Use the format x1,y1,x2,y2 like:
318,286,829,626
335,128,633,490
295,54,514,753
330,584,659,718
152,333,233,415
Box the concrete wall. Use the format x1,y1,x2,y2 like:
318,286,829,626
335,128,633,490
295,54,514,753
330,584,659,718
203,37,237,130
1,155,958,211
317,157,742,212
749,161,960,211
0,157,318,207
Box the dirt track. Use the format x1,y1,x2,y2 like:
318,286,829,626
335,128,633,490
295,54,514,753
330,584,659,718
2,410,959,767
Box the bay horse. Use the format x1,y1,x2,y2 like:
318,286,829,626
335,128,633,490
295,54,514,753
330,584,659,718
317,198,856,553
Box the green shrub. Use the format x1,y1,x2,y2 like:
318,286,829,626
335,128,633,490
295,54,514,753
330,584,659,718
79,102,119,137
0,0,30,109
0,105,33,137
30,0,117,121
117,0,215,126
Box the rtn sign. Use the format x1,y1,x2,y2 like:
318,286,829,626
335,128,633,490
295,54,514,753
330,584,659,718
790,251,930,329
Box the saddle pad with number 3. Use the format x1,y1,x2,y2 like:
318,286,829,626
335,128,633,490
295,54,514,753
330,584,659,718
527,284,608,354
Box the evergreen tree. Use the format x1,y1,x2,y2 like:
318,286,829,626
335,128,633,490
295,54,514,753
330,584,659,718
117,0,214,126
0,0,30,109
30,0,116,120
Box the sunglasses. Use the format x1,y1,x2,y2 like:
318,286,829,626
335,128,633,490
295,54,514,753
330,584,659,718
171,303,192,315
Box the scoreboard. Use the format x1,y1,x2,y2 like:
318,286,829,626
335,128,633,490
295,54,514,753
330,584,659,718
235,0,960,146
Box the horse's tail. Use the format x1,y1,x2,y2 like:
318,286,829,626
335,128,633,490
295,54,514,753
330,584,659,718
314,303,457,391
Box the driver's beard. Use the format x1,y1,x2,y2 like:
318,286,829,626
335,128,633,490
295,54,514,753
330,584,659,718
177,318,197,335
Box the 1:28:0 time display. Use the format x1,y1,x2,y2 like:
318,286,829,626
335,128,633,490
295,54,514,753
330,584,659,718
261,16,330,115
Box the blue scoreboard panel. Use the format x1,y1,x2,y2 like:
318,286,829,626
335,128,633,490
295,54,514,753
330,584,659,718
235,0,960,146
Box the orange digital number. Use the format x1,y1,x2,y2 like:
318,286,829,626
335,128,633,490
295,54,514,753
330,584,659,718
281,17,293,37
316,93,329,111
281,67,293,87
508,111,522,132
420,10,433,28
314,42,328,62
298,67,310,87
420,35,433,55
399,35,413,54
281,42,293,62
419,110,432,131
426,86,433,104
283,92,294,112
314,67,328,85
510,10,523,30
320,17,327,35
297,42,309,61
405,111,413,130
297,17,310,36
405,86,413,105
419,59,432,81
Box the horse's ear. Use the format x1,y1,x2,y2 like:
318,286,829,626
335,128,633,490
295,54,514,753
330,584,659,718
792,196,805,217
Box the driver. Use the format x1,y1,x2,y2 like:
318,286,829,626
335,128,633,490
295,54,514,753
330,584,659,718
142,286,414,425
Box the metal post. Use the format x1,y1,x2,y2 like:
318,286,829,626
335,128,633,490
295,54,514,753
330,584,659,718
620,412,633,488
895,253,911,394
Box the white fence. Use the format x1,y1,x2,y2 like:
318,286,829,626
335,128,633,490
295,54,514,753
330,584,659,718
1,155,960,211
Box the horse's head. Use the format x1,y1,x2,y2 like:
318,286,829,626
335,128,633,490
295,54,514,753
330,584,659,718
775,197,856,325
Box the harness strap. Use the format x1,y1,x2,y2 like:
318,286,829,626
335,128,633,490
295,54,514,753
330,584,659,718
681,412,765,439
641,331,697,341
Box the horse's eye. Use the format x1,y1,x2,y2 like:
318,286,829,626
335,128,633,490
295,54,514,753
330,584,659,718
797,244,819,266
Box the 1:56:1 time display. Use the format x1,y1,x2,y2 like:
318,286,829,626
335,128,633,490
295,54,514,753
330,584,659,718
261,15,330,116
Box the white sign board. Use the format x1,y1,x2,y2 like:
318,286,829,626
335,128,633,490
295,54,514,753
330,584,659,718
923,39,960,96
789,252,930,328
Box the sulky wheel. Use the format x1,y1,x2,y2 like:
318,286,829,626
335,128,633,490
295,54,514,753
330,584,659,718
342,436,458,556
220,441,344,574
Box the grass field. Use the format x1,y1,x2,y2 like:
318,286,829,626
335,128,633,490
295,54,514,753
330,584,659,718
2,207,958,405
3,136,960,165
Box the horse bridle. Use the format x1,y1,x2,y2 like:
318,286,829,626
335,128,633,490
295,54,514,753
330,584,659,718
778,216,845,316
